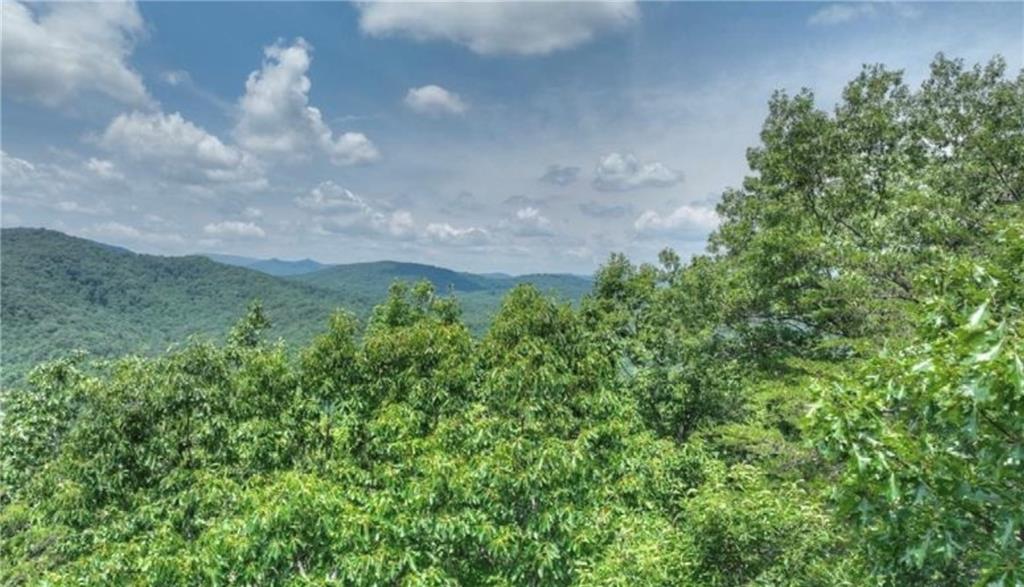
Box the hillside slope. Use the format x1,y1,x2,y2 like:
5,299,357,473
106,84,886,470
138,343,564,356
0,229,349,385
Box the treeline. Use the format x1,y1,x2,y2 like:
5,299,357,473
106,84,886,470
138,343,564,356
1,55,1021,585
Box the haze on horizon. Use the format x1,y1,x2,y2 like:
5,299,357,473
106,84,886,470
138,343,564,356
2,0,1021,274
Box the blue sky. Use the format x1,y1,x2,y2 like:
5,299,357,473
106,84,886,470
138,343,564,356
2,1,1021,273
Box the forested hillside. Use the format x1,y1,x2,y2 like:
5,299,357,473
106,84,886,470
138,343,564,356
0,229,349,385
1,56,1021,585
0,230,590,385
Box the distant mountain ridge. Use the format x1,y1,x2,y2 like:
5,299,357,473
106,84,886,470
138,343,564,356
286,261,593,327
1,228,593,386
200,254,593,314
291,261,497,294
201,253,325,276
202,254,589,283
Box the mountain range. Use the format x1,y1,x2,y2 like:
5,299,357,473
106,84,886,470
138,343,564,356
0,228,592,385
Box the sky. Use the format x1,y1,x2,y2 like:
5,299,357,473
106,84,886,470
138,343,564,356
2,1,1022,274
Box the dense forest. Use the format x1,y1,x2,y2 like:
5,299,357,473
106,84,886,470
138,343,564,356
1,55,1021,585
0,230,590,385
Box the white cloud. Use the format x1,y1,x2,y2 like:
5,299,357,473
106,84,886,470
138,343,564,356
633,204,718,240
300,182,415,239
85,221,185,246
99,111,266,190
54,200,111,216
317,209,415,239
808,3,921,26
85,158,124,180
405,85,468,116
241,206,263,219
501,206,554,237
1,150,37,184
160,70,192,86
593,152,681,191
2,150,115,211
203,220,266,238
356,1,639,56
1,0,150,107
808,4,876,25
2,153,113,217
516,206,546,223
426,222,490,245
378,210,415,238
235,39,379,165
91,221,142,239
295,180,371,212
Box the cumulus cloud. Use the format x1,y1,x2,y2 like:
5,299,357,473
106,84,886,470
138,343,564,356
235,38,379,165
539,164,580,186
377,210,415,238
633,204,718,240
203,220,266,238
316,209,415,239
295,180,371,212
502,206,554,238
300,182,415,239
99,111,266,190
426,222,491,246
593,152,681,192
405,85,468,116
356,1,639,56
1,0,150,107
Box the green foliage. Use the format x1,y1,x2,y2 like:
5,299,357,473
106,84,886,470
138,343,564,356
0,281,845,585
813,235,1024,585
711,55,1022,345
2,54,1020,585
